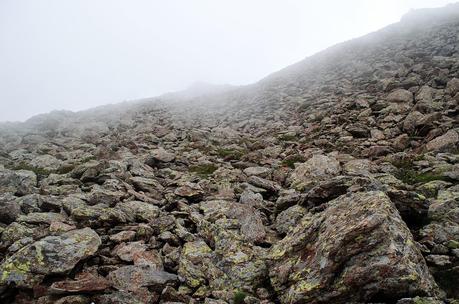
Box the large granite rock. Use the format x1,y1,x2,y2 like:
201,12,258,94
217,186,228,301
0,228,101,288
268,191,438,303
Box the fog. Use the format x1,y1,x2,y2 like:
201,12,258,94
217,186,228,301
0,0,456,122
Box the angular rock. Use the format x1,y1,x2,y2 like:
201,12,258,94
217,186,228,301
199,200,266,244
93,291,149,304
426,130,459,152
0,169,37,196
17,212,68,225
108,265,177,292
30,155,63,171
388,89,414,103
446,78,459,96
116,201,160,222
0,228,101,288
247,176,281,193
70,203,127,227
145,148,175,167
0,193,21,224
49,272,111,294
114,241,148,262
174,183,204,201
289,154,341,190
243,166,271,177
268,191,438,303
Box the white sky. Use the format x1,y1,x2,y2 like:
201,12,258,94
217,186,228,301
0,0,456,122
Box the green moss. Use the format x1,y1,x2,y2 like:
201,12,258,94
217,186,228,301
233,291,247,304
447,240,459,249
389,154,450,185
282,155,306,168
412,297,434,304
216,149,244,160
57,164,76,174
396,169,449,185
189,164,218,178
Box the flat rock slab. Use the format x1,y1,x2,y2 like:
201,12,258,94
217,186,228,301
108,265,178,292
268,191,438,304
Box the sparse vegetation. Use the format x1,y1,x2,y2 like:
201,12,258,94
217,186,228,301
57,164,76,174
233,291,247,304
390,154,449,185
396,169,449,185
189,164,218,177
282,155,306,168
216,148,244,160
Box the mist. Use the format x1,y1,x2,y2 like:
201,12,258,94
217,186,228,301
0,0,456,122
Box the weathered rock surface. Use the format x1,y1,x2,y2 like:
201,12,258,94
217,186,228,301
269,191,438,303
0,3,458,303
0,228,101,288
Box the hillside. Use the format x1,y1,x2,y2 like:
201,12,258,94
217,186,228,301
0,3,458,304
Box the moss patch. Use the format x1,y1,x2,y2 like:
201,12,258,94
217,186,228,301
396,169,449,185
389,154,450,185
282,155,306,168
216,148,244,160
189,164,218,178
233,291,247,304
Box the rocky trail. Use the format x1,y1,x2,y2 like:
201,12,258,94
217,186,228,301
0,4,458,304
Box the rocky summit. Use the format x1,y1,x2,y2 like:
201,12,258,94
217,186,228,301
0,3,459,304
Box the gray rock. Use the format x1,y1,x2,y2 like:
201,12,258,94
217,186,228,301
0,228,101,287
387,89,414,103
268,191,438,303
289,154,341,191
116,200,160,222
426,130,459,152
0,168,37,195
108,265,178,292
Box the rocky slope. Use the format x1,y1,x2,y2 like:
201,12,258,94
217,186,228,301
0,3,459,304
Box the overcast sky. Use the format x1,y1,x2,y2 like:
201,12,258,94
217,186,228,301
0,0,456,122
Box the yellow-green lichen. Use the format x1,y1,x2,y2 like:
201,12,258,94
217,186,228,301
269,245,286,259
295,280,319,293
1,260,31,282
35,245,45,265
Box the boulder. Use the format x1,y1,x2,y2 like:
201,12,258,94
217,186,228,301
289,154,341,191
116,201,160,222
426,130,458,152
30,155,63,171
145,148,175,167
0,169,37,195
0,193,22,224
268,191,438,303
0,228,101,288
388,89,414,103
49,272,111,294
108,266,177,292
